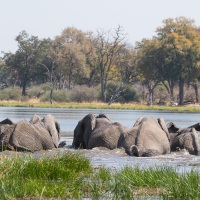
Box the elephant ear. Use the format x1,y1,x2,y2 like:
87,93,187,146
157,118,170,141
167,122,180,133
133,117,143,127
96,114,111,123
188,123,200,131
73,114,96,148
191,128,200,155
0,118,14,125
55,120,60,139
73,120,85,148
91,114,96,130
29,114,42,124
42,114,60,148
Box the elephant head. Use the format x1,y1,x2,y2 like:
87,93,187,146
30,114,60,148
72,114,96,149
170,126,200,155
167,122,180,144
29,114,42,124
72,113,117,149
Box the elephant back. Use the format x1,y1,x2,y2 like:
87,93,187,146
135,117,170,155
9,120,55,152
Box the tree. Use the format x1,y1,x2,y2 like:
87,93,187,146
3,31,45,96
90,26,126,102
37,38,57,104
54,27,89,89
156,17,200,105
115,45,139,84
136,38,161,106
0,56,16,87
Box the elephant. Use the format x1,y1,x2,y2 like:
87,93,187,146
0,114,63,152
119,117,170,156
72,114,171,157
167,122,180,144
168,122,200,155
73,113,120,149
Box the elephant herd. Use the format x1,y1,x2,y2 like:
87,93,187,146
0,113,199,157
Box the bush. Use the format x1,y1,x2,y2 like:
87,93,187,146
106,82,140,103
27,84,48,98
70,85,99,102
0,87,22,101
40,90,71,102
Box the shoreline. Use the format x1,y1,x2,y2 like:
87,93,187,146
0,100,200,112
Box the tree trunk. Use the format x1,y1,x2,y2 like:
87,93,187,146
50,87,53,104
162,80,175,102
101,80,106,102
100,65,106,102
68,74,71,89
170,87,174,102
147,82,153,106
192,82,199,103
22,77,27,96
178,77,184,105
49,62,55,104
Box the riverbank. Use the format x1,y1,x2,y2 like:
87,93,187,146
0,100,200,112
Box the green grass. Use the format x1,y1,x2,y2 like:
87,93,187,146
0,152,92,199
112,166,200,199
0,153,200,199
0,100,200,112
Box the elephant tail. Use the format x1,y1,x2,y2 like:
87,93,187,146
129,145,161,157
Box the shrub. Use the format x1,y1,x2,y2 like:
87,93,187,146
106,82,140,103
40,90,71,102
0,87,22,101
70,85,99,102
27,84,48,98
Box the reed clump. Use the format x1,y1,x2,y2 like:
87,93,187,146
0,153,200,199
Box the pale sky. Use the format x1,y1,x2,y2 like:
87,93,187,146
1,0,200,57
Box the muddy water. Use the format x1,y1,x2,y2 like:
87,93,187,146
60,137,200,173
1,107,200,171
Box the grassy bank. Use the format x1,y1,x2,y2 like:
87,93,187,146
0,152,200,199
0,100,200,112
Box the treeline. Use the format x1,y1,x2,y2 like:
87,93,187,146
1,16,200,105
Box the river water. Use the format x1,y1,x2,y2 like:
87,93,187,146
1,107,200,172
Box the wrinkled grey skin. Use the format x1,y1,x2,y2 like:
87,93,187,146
73,114,121,149
30,114,61,148
73,114,171,157
168,122,200,155
0,114,62,152
121,117,170,157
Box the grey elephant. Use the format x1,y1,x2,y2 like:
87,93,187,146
168,122,200,155
72,114,171,157
167,122,180,144
73,114,121,149
119,117,170,156
0,114,63,152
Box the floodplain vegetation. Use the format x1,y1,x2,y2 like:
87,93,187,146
0,100,200,113
0,152,199,199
